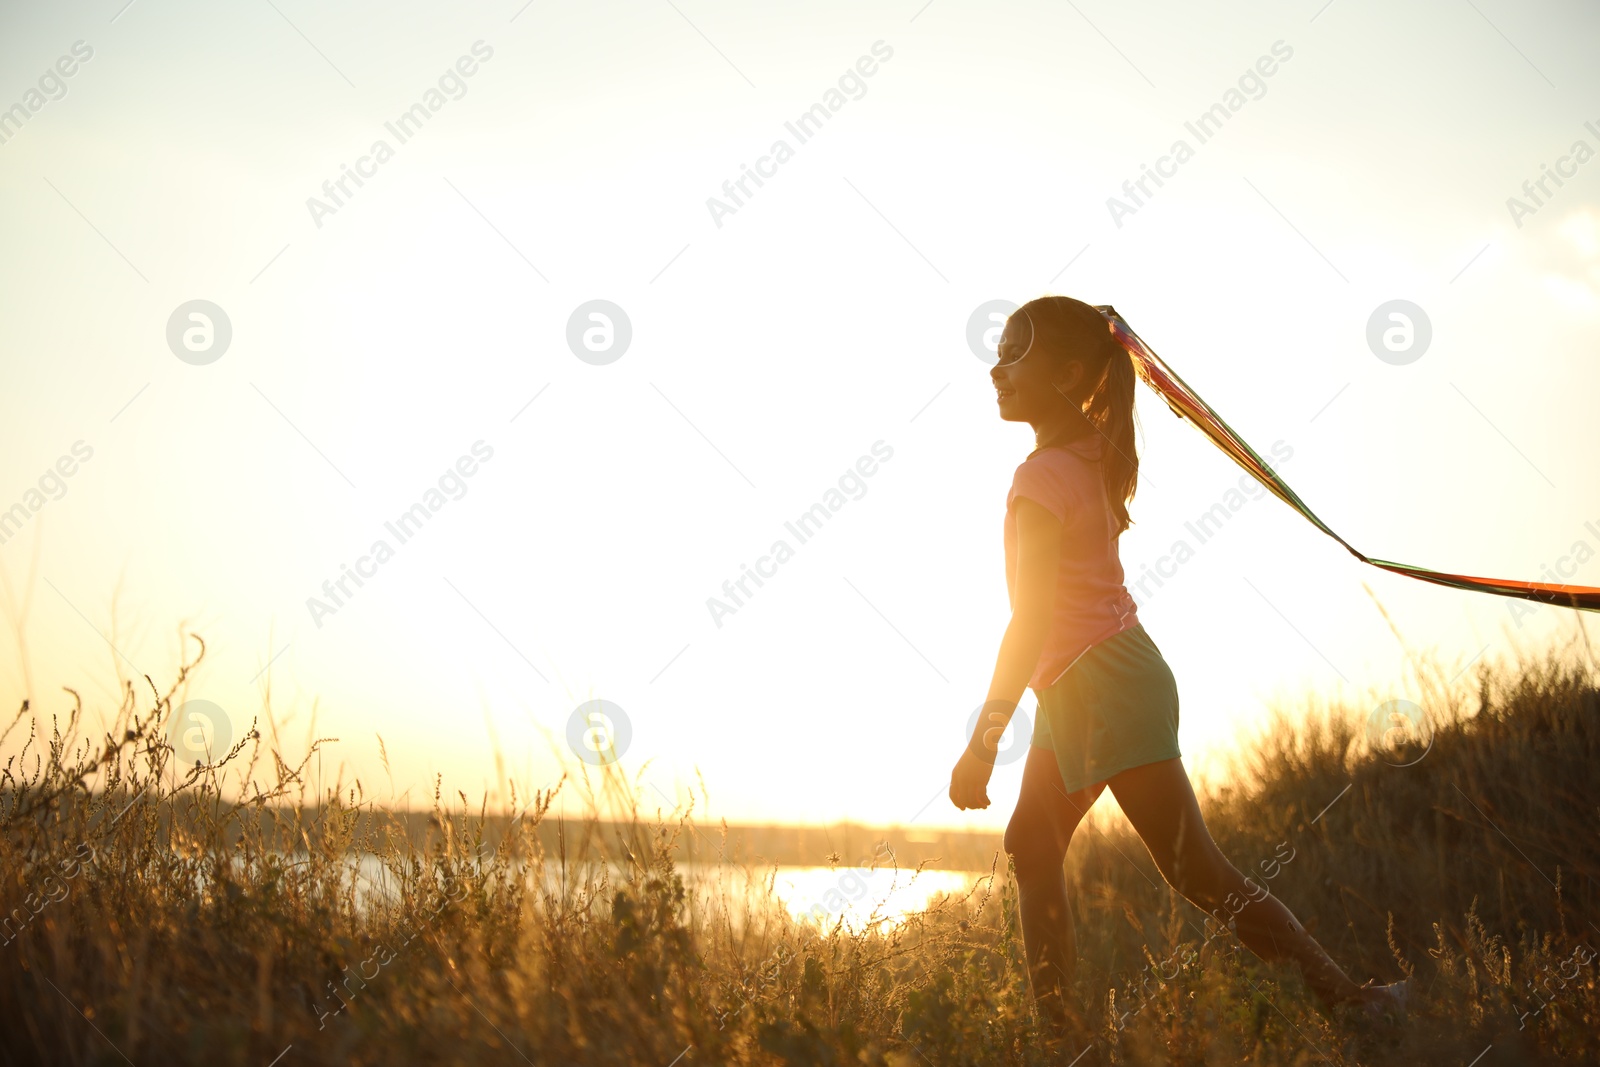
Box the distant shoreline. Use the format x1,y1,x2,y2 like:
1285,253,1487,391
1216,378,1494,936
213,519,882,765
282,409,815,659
84,797,1006,873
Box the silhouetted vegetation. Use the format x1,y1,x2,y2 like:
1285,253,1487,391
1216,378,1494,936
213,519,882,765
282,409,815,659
2,628,1596,1064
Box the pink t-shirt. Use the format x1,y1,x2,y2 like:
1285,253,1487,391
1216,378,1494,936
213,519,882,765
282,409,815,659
1004,434,1140,690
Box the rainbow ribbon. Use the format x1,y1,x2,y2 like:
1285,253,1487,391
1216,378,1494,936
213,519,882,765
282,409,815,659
1095,304,1600,613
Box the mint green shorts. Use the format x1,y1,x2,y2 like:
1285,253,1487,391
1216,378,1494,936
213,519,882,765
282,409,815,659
1029,623,1182,794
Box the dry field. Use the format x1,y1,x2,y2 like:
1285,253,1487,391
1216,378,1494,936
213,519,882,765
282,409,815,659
2,630,1597,1065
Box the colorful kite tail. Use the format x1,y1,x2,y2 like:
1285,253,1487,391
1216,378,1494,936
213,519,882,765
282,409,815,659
1093,304,1600,614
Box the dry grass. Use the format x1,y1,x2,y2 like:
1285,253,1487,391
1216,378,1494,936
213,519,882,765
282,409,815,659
2,626,1598,1066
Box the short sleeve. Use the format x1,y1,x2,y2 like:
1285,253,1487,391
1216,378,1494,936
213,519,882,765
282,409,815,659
1010,453,1083,525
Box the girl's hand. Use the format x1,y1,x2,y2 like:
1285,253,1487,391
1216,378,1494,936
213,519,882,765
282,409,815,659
949,747,995,810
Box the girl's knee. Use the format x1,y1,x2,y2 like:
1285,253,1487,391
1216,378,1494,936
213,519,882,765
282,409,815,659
1158,844,1236,904
1004,811,1066,877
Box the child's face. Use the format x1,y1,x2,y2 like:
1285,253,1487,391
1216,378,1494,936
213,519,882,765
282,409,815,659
991,314,1084,424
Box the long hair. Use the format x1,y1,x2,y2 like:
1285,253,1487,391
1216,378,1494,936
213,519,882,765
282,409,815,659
1010,296,1141,535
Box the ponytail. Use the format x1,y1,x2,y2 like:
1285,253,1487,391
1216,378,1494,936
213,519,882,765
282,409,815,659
1086,335,1140,536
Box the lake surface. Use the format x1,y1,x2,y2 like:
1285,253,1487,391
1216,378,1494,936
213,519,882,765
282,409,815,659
331,853,990,933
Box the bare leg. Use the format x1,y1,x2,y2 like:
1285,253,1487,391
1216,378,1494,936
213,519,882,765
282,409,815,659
1105,758,1364,1004
1004,746,1106,1038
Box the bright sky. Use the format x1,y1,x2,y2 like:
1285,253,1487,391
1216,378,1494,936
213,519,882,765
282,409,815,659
2,0,1597,831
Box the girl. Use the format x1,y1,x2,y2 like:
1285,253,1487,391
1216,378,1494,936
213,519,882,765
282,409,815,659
947,295,1407,1044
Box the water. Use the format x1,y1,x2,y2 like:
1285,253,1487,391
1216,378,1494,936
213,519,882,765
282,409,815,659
764,864,988,931
309,852,989,934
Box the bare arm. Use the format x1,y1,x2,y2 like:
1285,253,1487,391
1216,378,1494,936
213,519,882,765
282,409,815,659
950,495,1062,809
